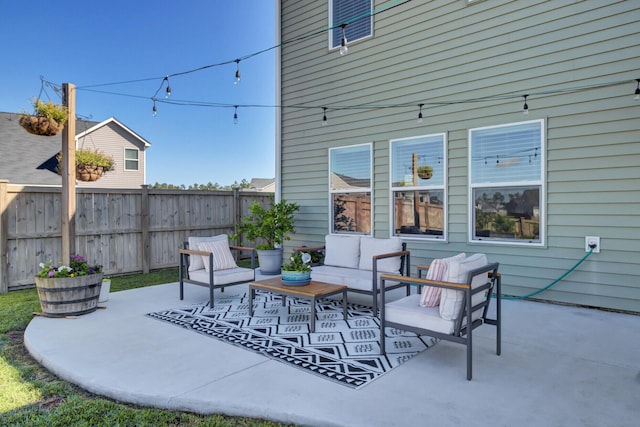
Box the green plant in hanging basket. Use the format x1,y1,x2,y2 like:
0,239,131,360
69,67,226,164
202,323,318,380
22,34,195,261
417,165,433,179
57,148,115,182
19,99,69,136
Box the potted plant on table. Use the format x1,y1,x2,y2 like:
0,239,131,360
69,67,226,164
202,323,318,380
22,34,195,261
233,199,300,275
19,99,69,136
281,252,312,286
35,254,104,317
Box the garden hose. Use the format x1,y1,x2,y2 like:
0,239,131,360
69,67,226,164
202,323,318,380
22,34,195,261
498,247,595,300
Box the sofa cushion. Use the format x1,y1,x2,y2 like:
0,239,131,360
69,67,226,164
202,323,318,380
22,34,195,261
385,294,455,335
196,239,238,272
419,253,466,307
358,237,403,273
311,265,402,292
323,235,361,269
189,267,254,285
439,253,488,321
187,235,228,272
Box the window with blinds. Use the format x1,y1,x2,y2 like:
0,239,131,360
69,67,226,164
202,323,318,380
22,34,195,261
469,119,545,245
329,0,373,50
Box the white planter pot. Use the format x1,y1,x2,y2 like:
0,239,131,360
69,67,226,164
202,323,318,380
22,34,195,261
99,279,111,303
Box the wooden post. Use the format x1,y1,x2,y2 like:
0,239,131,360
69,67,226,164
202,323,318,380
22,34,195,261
141,185,150,273
0,180,8,293
61,83,76,265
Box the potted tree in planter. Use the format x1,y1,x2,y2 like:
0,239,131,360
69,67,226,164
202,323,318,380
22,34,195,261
57,148,115,182
234,199,300,274
19,99,69,136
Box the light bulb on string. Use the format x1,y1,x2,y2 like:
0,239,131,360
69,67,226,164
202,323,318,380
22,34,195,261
322,107,328,126
634,79,640,101
523,95,529,115
417,104,424,124
233,106,238,125
164,77,171,98
234,60,241,85
151,99,158,117
340,24,348,55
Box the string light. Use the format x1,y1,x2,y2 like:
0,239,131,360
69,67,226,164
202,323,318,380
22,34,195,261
340,24,348,55
417,103,424,124
322,107,328,126
165,77,171,98
234,60,241,85
523,95,529,115
152,99,157,117
634,79,640,100
233,105,238,124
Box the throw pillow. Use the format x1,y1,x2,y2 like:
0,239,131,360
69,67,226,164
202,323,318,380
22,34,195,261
358,237,403,272
439,253,488,320
419,253,466,307
187,235,228,271
323,235,361,269
196,239,238,272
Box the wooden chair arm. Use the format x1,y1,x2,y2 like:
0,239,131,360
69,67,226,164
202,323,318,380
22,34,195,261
179,248,210,257
373,249,410,260
293,245,325,252
380,273,470,290
417,264,429,271
229,245,255,252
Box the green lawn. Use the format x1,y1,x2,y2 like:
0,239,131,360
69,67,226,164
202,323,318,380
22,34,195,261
0,266,288,426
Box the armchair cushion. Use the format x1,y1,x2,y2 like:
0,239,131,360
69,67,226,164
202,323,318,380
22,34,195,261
439,253,488,320
187,234,228,271
323,235,361,269
196,239,238,272
385,294,455,335
358,236,403,272
419,253,466,307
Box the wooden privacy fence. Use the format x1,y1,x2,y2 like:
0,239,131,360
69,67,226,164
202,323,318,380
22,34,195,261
0,181,272,293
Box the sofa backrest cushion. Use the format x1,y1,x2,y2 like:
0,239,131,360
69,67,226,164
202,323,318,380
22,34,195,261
323,235,361,269
439,253,488,320
419,253,466,307
197,239,238,272
358,237,404,273
187,234,229,271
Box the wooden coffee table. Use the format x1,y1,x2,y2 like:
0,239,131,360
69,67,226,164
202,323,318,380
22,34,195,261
248,277,348,332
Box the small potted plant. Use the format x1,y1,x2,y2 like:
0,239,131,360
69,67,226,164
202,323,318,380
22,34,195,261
58,148,115,181
20,99,69,136
233,199,300,275
281,252,312,286
417,165,433,180
99,276,111,303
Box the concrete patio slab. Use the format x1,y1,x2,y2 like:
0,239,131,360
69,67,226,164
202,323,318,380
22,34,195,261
24,279,640,426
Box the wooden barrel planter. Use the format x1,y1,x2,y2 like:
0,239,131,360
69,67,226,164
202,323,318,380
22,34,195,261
35,273,103,317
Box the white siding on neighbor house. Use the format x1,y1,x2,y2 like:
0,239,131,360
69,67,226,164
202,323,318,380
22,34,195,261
76,121,146,189
279,0,640,311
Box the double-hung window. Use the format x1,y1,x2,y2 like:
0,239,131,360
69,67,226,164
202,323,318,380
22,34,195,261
469,119,545,245
124,148,139,171
329,143,372,234
329,0,373,50
390,134,447,239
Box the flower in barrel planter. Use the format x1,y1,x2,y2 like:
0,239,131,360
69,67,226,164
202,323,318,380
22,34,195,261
281,252,312,285
19,98,69,136
35,254,104,317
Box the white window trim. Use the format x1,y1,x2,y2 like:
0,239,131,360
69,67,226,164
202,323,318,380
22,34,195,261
124,148,139,171
328,142,373,235
467,119,546,247
389,133,448,242
328,0,374,52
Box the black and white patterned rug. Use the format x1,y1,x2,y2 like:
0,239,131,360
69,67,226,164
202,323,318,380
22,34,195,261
146,292,438,389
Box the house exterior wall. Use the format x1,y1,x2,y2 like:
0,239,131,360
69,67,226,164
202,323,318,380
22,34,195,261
76,121,146,189
279,0,640,311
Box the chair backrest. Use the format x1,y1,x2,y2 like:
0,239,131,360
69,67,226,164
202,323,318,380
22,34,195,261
453,262,499,336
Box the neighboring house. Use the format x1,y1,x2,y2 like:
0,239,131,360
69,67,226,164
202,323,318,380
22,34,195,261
277,0,640,312
0,113,150,188
248,178,276,192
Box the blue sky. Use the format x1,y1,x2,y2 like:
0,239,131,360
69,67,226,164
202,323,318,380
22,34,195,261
0,1,276,187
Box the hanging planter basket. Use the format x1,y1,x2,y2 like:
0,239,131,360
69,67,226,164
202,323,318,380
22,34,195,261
19,115,65,136
417,166,433,180
19,99,68,137
76,164,105,182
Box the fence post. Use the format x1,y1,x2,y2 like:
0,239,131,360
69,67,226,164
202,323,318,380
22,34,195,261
0,180,8,293
141,185,150,274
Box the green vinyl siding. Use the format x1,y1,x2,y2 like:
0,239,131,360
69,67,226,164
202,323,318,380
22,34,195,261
279,0,640,312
